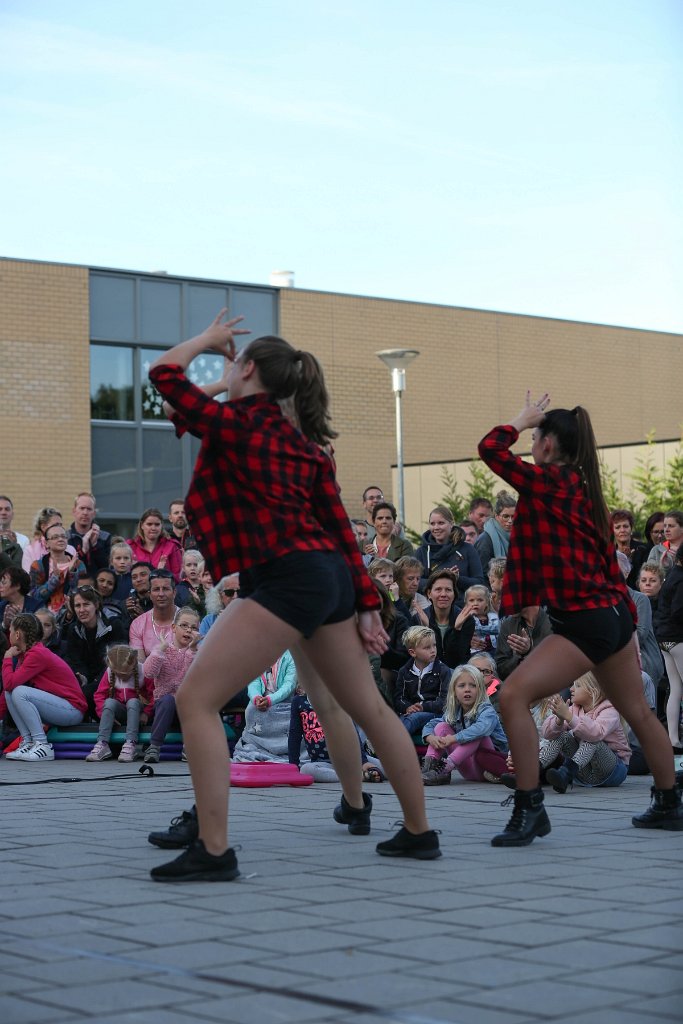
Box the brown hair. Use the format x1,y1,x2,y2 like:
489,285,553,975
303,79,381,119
539,407,610,539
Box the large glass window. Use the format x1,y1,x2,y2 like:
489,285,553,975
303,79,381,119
90,270,277,525
91,345,134,420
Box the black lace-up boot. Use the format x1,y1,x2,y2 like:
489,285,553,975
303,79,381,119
491,787,551,847
632,786,683,830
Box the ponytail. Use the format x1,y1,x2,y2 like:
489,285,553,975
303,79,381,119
241,336,338,447
540,406,610,540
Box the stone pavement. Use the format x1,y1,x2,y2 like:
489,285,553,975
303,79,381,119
0,762,681,1024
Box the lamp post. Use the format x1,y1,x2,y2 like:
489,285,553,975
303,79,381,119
375,348,420,527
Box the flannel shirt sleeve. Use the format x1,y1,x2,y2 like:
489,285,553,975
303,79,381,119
478,425,546,494
310,457,380,613
149,364,240,444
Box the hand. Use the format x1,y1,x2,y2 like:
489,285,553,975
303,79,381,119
189,629,202,650
363,543,375,555
66,554,81,574
200,309,251,359
428,735,454,751
549,695,572,722
507,632,531,656
3,604,19,626
158,556,167,570
3,646,19,659
253,695,270,711
389,582,400,600
470,636,486,651
510,390,550,433
454,604,474,630
357,610,390,655
406,703,423,714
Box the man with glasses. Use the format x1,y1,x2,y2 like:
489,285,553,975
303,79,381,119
129,570,177,659
361,486,384,543
199,574,240,637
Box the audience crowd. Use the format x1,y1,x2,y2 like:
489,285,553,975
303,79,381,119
1,490,682,779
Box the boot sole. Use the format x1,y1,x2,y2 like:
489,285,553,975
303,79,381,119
147,834,196,849
151,867,240,882
376,846,442,859
491,821,552,847
545,769,569,794
632,817,683,830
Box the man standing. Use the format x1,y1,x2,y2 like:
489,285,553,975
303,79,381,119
167,500,198,551
0,496,29,550
67,492,111,575
468,498,493,535
129,570,177,659
361,485,385,542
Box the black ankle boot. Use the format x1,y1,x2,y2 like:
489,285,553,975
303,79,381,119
545,756,579,794
491,787,551,847
632,786,683,830
333,793,372,835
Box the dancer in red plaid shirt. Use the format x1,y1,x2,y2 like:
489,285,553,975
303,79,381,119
478,393,682,846
146,312,439,881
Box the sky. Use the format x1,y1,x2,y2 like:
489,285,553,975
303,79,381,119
1,0,682,333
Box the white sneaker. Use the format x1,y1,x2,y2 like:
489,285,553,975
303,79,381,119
86,740,112,762
24,742,55,762
6,740,36,760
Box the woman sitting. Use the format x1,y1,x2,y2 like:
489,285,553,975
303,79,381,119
423,568,475,669
127,507,183,582
29,523,87,613
1,567,42,639
394,556,431,625
365,501,414,562
415,506,485,597
63,586,127,718
22,507,77,574
611,509,649,589
199,574,240,636
648,509,683,577
3,613,87,761
474,490,516,571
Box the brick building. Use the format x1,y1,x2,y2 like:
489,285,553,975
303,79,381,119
1,255,681,539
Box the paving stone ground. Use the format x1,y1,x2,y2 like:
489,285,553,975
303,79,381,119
0,761,681,1024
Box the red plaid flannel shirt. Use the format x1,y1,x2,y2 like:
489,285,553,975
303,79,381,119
478,425,636,619
149,364,379,613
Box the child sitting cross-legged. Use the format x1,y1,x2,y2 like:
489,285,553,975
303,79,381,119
142,607,200,763
539,671,631,792
421,664,509,785
86,644,154,762
393,626,451,739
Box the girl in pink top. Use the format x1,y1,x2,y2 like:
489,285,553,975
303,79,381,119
142,607,200,763
127,508,183,582
87,645,154,763
2,613,86,762
539,672,631,792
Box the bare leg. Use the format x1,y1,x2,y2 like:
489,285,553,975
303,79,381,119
299,617,430,835
594,637,675,789
176,599,301,855
498,635,594,791
662,647,683,746
291,644,364,808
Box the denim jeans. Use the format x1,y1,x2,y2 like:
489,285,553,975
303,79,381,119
598,757,628,788
5,685,83,744
98,697,142,743
400,710,435,737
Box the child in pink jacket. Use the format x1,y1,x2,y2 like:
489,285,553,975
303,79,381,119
540,671,631,792
86,645,154,762
141,607,200,763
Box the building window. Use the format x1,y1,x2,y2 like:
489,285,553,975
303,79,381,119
90,270,277,526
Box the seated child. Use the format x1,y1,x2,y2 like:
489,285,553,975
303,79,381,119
142,606,200,763
393,625,451,738
232,650,297,763
87,644,154,762
175,549,207,617
288,683,341,782
540,671,631,792
34,607,63,657
468,652,502,704
464,584,500,654
421,664,508,784
109,542,134,602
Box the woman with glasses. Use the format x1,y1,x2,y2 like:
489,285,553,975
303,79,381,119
63,586,127,718
474,491,517,575
198,575,240,638
29,524,87,612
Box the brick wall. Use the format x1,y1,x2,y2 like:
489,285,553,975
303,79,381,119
0,258,90,538
280,288,683,529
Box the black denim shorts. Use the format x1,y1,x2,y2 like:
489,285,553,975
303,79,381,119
238,550,357,638
547,599,635,665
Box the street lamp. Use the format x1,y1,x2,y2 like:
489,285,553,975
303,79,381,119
375,348,420,526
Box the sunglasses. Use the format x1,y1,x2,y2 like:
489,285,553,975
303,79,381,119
221,588,239,597
149,569,174,581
